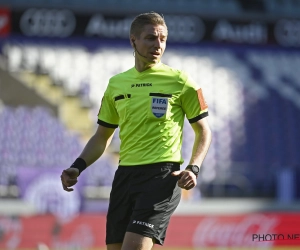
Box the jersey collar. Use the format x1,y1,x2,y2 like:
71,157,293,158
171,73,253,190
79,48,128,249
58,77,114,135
132,62,163,77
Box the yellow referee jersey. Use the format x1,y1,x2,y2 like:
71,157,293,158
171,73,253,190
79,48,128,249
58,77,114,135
98,62,208,166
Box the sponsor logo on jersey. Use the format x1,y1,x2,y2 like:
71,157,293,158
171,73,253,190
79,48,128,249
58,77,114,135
151,97,168,118
131,83,152,88
133,220,154,228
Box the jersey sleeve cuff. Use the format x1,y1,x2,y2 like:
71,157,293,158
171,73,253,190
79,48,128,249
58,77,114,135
97,119,118,128
188,111,209,123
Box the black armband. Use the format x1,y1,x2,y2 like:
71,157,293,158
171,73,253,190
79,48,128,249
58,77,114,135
70,158,87,175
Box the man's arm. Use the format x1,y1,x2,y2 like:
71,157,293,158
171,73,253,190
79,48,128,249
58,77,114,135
79,125,116,166
61,125,116,192
188,117,212,166
172,117,212,190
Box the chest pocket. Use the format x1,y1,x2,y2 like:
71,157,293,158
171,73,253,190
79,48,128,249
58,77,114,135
147,93,172,120
114,94,131,121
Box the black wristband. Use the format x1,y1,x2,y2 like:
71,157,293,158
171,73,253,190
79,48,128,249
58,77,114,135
70,158,87,175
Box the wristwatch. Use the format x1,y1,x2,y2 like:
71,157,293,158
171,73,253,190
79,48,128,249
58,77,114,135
185,165,200,178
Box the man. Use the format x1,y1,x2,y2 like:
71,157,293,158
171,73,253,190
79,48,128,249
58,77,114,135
61,12,212,250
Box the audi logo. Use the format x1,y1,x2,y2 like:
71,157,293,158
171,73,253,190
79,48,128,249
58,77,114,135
275,19,300,47
20,8,76,37
165,15,205,43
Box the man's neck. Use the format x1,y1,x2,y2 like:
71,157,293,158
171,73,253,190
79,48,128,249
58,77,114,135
135,58,158,72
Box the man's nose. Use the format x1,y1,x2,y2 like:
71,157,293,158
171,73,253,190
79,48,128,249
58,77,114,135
154,38,162,48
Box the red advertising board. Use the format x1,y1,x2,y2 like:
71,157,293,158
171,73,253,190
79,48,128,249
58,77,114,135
166,213,300,248
0,213,300,249
0,8,10,37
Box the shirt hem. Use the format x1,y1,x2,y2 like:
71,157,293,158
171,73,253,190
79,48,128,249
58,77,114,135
97,119,118,128
188,111,208,123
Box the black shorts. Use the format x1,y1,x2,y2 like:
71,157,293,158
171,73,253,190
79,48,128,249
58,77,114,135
106,162,181,246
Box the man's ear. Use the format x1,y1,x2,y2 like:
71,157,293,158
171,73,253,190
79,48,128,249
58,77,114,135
130,35,136,48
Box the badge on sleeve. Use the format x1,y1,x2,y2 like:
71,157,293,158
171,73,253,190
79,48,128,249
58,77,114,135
151,97,168,118
197,88,208,110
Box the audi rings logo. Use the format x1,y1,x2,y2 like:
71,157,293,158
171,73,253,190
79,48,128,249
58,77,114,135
165,15,205,43
275,19,300,47
20,8,76,37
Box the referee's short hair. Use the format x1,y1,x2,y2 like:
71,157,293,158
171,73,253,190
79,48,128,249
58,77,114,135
130,12,168,38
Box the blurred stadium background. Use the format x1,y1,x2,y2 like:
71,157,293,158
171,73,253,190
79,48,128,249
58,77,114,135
0,0,300,249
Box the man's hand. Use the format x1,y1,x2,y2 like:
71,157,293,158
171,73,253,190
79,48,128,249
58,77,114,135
61,168,79,192
171,170,197,190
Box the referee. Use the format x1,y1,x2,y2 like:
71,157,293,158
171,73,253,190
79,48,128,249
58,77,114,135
61,12,212,250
